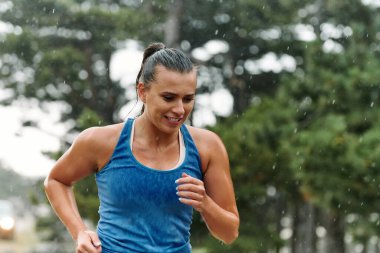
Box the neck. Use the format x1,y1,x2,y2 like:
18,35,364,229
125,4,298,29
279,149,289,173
134,116,179,149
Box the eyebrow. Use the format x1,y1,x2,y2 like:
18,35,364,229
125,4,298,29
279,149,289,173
160,91,195,97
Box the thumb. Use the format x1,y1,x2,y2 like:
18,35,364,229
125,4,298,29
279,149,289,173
88,232,102,248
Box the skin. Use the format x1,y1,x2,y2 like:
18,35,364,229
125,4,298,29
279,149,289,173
44,65,239,252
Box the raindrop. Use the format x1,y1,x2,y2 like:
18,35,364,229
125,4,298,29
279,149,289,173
332,99,336,104
294,128,298,133
52,8,55,14
272,163,276,170
215,29,219,35
370,101,374,107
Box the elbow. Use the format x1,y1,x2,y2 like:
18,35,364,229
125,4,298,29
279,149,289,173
44,175,58,196
220,217,240,245
223,228,239,245
43,176,51,193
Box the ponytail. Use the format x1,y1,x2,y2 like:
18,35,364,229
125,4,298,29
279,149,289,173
135,42,166,86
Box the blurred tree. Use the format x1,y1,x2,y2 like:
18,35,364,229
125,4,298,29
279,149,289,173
0,0,165,246
2,0,380,252
275,11,380,251
209,98,298,252
0,163,33,201
0,0,166,125
181,0,315,113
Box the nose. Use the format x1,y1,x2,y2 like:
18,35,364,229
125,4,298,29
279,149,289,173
172,99,185,115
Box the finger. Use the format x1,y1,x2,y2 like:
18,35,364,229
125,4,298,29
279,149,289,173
177,183,205,194
176,176,203,185
77,235,101,253
76,246,89,253
79,244,98,253
178,197,202,211
88,231,102,248
177,190,203,201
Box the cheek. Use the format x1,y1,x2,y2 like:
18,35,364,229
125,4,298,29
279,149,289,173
185,102,195,113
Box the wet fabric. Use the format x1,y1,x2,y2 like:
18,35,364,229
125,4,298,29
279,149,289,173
96,118,203,253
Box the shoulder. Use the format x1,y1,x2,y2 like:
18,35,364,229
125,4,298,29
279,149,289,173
185,125,227,173
70,123,125,168
185,125,224,149
73,123,124,150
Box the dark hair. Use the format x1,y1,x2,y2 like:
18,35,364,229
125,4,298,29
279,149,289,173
136,42,195,113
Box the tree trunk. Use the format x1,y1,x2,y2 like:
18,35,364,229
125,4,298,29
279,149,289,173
275,193,287,253
321,211,345,253
292,200,317,253
164,0,184,48
229,75,251,114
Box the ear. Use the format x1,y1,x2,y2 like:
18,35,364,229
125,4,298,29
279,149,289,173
137,82,147,103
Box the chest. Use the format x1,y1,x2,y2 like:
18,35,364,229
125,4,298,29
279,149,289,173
132,144,180,171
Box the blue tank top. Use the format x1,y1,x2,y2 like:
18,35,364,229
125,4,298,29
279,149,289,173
96,118,203,253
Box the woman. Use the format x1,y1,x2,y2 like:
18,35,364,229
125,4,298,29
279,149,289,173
44,42,239,253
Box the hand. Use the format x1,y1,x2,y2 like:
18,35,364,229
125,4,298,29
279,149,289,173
176,172,209,212
76,230,102,253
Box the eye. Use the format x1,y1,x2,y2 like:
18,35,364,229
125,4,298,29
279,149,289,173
183,96,195,103
163,95,174,101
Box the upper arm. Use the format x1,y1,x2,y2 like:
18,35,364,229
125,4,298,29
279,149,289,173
46,128,100,186
198,130,239,216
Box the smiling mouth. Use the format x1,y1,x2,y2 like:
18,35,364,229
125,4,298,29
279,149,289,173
165,116,182,122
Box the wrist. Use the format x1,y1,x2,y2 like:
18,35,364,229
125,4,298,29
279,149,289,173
72,225,88,241
199,194,214,214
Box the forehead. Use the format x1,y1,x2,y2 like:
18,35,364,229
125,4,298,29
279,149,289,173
151,66,197,92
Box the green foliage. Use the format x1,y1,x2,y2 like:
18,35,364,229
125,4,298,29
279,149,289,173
0,164,33,201
74,175,100,224
208,98,297,251
76,107,105,131
35,210,70,241
3,0,380,251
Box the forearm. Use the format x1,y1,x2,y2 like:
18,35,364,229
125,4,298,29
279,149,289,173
200,195,239,244
44,178,87,240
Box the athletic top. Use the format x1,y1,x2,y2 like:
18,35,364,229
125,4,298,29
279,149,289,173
95,118,203,253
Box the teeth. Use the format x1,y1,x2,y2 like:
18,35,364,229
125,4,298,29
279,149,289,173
167,117,180,122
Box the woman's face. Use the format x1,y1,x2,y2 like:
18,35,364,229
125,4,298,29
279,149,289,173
139,65,197,134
